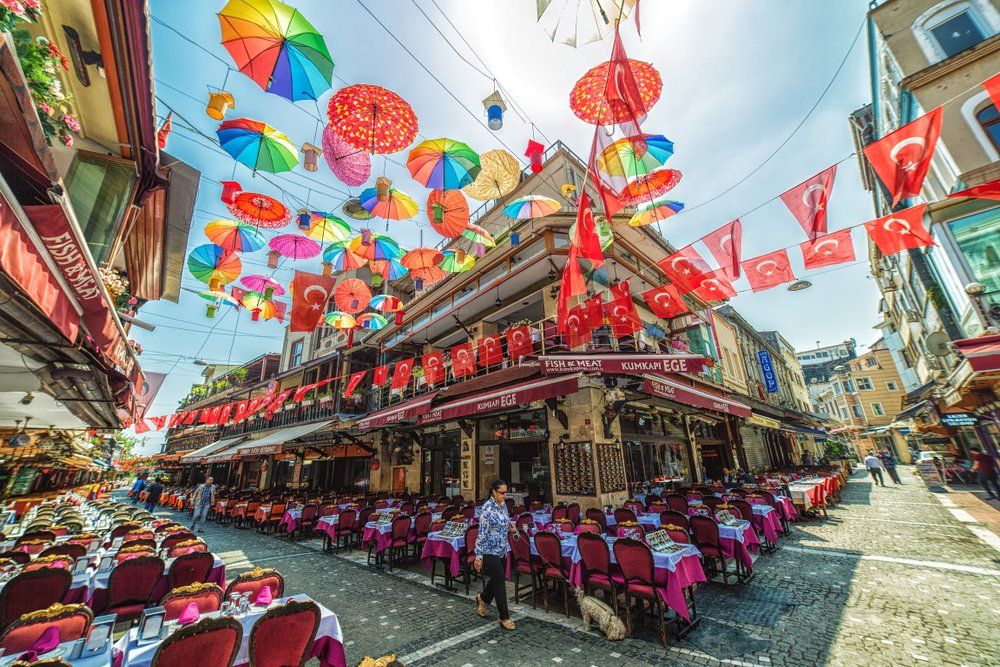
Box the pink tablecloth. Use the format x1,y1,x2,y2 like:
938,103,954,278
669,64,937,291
278,509,302,534
421,538,462,577
751,507,783,544
774,496,798,522
719,524,760,570
362,523,413,554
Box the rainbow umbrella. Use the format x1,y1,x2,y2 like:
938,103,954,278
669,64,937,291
322,241,366,271
325,311,357,329
596,134,674,180
198,290,239,318
241,274,286,298
460,224,496,248
439,249,476,273
356,313,389,331
628,199,684,227
369,258,409,281
204,219,266,253
502,195,562,219
187,244,242,290
269,233,321,259
370,294,404,313
406,138,481,189
217,118,298,173
304,212,351,244
218,0,333,102
401,247,445,272
358,186,418,221
348,233,402,261
241,290,278,321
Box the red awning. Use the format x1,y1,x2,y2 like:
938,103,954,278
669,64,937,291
418,374,582,425
538,353,709,375
954,334,1000,373
642,375,752,418
356,391,440,430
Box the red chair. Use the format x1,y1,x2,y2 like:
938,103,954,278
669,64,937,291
613,537,667,646
551,506,568,522
266,502,287,534
248,598,320,667
15,530,56,546
296,504,319,539
566,503,581,525
460,525,479,595
0,568,73,629
38,543,87,562
352,507,374,548
160,532,197,550
689,515,735,585
412,512,433,555
440,506,460,522
507,530,537,608
0,551,30,566
327,509,356,551
515,513,533,533
665,494,688,514
373,500,388,510
460,507,475,521
661,525,690,544
386,516,412,571
13,540,50,556
529,501,543,512
160,583,223,621
576,522,601,534
398,502,415,515
624,501,644,515
168,540,208,559
585,508,607,533
24,555,74,572
225,568,284,601
576,532,621,614
534,531,570,616
0,602,92,653
702,497,722,513
613,508,637,526
103,556,165,621
149,616,242,667
659,511,689,531
169,551,215,590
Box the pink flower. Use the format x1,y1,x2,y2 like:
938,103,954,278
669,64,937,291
21,0,38,9
2,0,26,15
128,296,138,305
61,134,73,147
37,102,53,116
62,114,80,132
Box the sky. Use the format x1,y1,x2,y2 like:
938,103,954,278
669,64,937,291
134,0,881,453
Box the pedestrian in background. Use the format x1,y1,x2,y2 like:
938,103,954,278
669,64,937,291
969,447,1000,499
474,478,516,631
144,477,164,513
864,451,885,487
129,473,146,505
190,476,216,532
880,450,901,484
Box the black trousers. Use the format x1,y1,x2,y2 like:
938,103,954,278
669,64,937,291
979,472,1000,498
884,466,901,484
868,467,885,486
479,554,509,620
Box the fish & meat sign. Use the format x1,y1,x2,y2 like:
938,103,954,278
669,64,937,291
538,354,707,376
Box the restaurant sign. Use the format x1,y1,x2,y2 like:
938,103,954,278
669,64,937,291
757,350,779,393
642,376,752,418
238,444,281,457
940,412,977,427
418,375,580,425
538,354,707,376
747,413,781,429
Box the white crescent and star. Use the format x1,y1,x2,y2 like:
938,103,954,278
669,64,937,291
889,137,926,172
883,217,912,235
302,285,328,311
802,184,827,210
813,237,840,256
756,259,779,276
671,257,693,275
718,234,733,254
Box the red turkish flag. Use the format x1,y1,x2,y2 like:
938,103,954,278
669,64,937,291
588,126,627,217
343,371,366,397
557,243,587,333
372,365,389,386
198,407,218,424
390,358,415,390
450,343,476,378
741,249,796,293
863,107,942,206
215,404,234,425
603,281,643,338
984,72,1000,110
573,192,605,268
167,412,184,428
183,410,199,425
264,390,291,418
147,415,167,430
864,204,933,255
605,30,649,137
289,270,335,333
478,334,504,367
133,419,150,434
505,326,534,360
292,382,317,403
421,352,446,386
948,176,1000,201
584,294,605,331
800,229,856,269
232,400,250,423
641,284,689,319
658,246,712,294
691,269,737,302
702,219,742,279
781,165,836,240
565,304,593,349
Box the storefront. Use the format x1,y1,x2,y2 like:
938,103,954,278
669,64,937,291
619,407,689,485
690,418,734,481
477,409,551,505
419,429,461,498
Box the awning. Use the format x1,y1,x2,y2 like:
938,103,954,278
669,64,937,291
357,392,439,430
904,380,936,405
180,437,246,463
746,413,781,429
236,420,335,457
154,449,195,463
418,374,582,425
780,424,827,437
642,375,752,418
954,334,1000,373
895,401,929,421
538,353,709,376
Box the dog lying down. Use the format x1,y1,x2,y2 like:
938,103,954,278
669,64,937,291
575,587,626,640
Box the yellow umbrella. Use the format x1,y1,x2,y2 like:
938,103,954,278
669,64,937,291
462,149,521,201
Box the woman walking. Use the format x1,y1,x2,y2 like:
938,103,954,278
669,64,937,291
474,478,516,631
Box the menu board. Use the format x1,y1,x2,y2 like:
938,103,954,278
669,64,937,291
554,441,596,496
597,443,627,493
6,468,37,497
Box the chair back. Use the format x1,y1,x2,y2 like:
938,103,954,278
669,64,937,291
576,532,611,580
123,537,157,551
702,496,721,512
613,508,637,525
161,532,197,550
689,515,721,548
659,510,689,530
515,513,533,533
507,530,530,567
169,551,215,590
666,493,688,514
584,508,607,533
16,530,56,545
248,598,320,667
160,583,223,621
373,500,388,510
150,616,242,667
612,537,655,589
663,527,690,543
648,502,668,514
0,568,73,629
460,507,475,521
730,499,754,523
566,503,581,524
300,504,319,523
319,503,337,518
338,509,357,532
106,556,165,612
0,551,30,565
624,501,644,515
451,494,464,504
576,522,601,535
533,532,565,576
269,503,287,520
462,525,478,559
390,516,411,546
23,555,74,572
551,506,568,522
38,543,87,562
225,568,284,601
245,501,261,516
0,602,93,653
413,512,432,539
440,506,459,521
398,502,415,515
529,501,543,512
356,507,374,529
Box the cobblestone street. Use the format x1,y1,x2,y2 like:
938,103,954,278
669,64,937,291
154,468,1000,667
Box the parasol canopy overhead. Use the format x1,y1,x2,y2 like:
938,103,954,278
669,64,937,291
241,274,286,297
596,134,674,179
356,312,389,331
304,211,352,244
628,199,684,227
401,247,445,272
321,240,367,271
187,244,242,290
536,0,636,47
226,191,292,228
502,195,562,219
321,125,371,186
348,232,402,261
617,169,683,206
426,189,469,237
462,149,521,201
334,278,373,314
327,83,418,154
268,233,322,259
410,265,447,287
369,257,409,281
439,249,476,273
217,118,298,173
241,290,279,320
460,223,496,248
358,186,419,220
218,0,333,101
406,138,481,189
324,311,357,329
342,197,375,221
204,219,266,253
370,294,404,313
198,289,240,306
570,58,662,126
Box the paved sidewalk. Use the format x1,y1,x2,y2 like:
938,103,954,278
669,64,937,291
148,469,1000,666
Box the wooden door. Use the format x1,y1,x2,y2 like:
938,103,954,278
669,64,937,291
391,467,407,493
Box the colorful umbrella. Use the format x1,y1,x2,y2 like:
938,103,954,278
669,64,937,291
570,59,662,126
241,275,286,297
198,289,239,318
410,265,447,287
334,278,372,314
460,224,496,248
204,219,265,253
462,149,521,201
370,294,404,313
426,190,469,237
327,84,418,154
401,247,445,271
218,0,333,101
226,191,291,228
536,0,636,47
304,212,351,244
502,195,562,219
217,118,298,173
617,169,682,206
628,199,684,227
321,125,370,186
358,186,419,220
241,290,279,320
597,134,674,179
342,197,375,221
348,233,402,261
269,233,321,259
356,313,389,331
439,249,476,273
406,138,481,189
324,311,357,329
369,258,409,281
187,244,242,290
322,241,366,271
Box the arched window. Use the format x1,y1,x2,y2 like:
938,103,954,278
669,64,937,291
911,0,999,63
976,104,1000,151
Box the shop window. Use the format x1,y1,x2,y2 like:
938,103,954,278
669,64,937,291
65,151,136,265
948,209,1000,308
478,410,549,442
870,402,886,417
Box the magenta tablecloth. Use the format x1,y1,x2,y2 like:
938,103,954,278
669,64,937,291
775,496,799,522
307,635,347,667
362,524,413,554
278,510,300,534
719,525,760,570
751,509,782,544
421,538,462,577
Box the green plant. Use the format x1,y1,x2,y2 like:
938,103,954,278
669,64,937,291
212,378,231,392
0,1,41,33
231,367,248,383
11,29,78,145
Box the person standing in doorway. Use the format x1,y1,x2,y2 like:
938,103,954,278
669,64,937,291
969,447,1000,499
474,478,516,631
864,451,885,487
144,477,164,513
190,476,216,532
880,450,902,484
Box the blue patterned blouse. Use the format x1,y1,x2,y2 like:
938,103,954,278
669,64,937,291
474,497,510,558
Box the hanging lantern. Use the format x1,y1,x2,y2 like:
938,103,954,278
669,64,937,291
360,228,373,245
209,278,222,291
297,209,312,230
510,231,520,246
475,243,486,258
375,176,392,202
267,250,280,268
220,180,242,204
414,277,423,291
431,202,446,223
322,262,333,277
483,91,506,131
251,308,261,321
206,304,218,318
394,310,404,325
206,90,235,121
561,183,577,202
371,273,383,288
525,140,544,173
300,143,320,172
264,286,275,299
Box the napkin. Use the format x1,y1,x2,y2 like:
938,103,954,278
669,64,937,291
254,585,273,606
177,602,200,625
19,625,60,662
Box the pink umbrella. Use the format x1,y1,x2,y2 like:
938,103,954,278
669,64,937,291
269,233,321,261
322,125,371,187
241,274,286,299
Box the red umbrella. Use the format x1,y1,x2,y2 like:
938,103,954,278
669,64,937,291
569,59,662,126
616,169,682,206
327,84,418,154
400,247,444,272
426,190,469,237
410,265,446,288
226,191,291,228
334,278,373,314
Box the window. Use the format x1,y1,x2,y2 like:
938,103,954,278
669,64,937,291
851,405,864,419
833,382,842,395
977,105,1000,151
913,1,998,63
870,402,886,417
856,377,874,391
290,341,303,367
839,406,848,419
949,209,1000,313
866,356,879,368
886,381,899,391
844,379,856,392
929,9,985,57
65,152,136,265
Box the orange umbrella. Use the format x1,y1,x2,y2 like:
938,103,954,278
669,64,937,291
410,265,446,288
401,247,444,271
334,278,372,314
426,190,469,237
617,169,683,206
